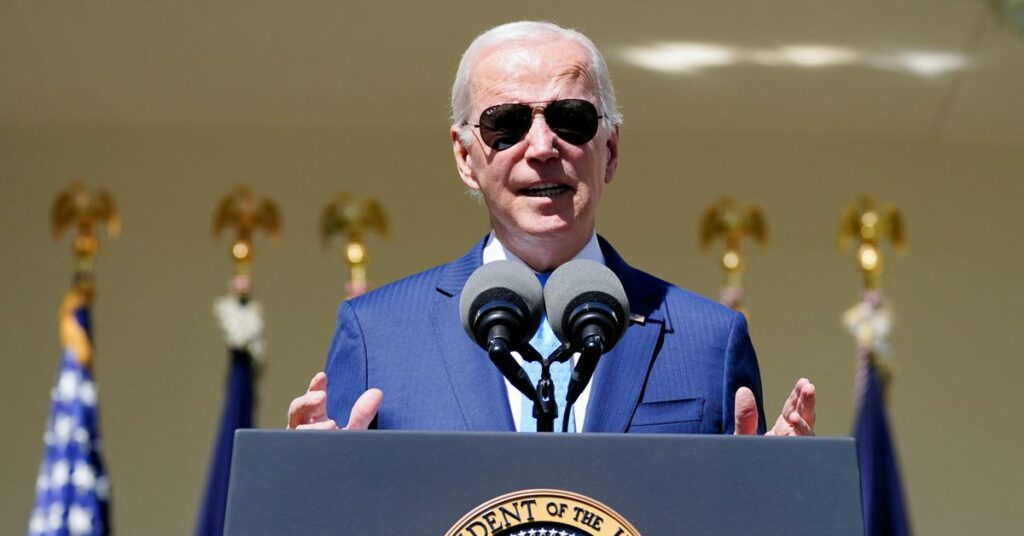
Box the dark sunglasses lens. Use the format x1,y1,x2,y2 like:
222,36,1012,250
545,100,600,145
478,104,532,150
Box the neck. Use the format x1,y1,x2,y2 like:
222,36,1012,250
494,228,593,272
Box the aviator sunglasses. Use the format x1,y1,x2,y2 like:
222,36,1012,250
465,99,604,151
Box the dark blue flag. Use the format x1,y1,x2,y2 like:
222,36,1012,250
29,298,111,536
194,335,256,535
195,290,262,535
853,358,911,536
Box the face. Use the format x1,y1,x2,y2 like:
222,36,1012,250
452,39,619,249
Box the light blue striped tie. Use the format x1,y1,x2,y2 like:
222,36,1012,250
520,272,576,433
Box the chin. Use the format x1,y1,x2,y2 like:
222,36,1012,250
519,219,577,240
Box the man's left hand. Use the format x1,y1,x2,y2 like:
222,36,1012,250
734,378,816,436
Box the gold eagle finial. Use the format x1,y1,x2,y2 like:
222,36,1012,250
699,196,767,289
321,192,389,298
52,181,120,293
212,186,280,280
839,196,906,290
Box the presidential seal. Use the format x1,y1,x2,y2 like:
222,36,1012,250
446,489,640,536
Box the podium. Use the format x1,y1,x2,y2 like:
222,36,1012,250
224,430,863,535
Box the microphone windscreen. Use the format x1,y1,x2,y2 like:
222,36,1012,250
544,259,630,345
459,260,544,345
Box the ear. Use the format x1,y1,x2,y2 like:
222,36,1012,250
451,126,481,191
603,124,620,184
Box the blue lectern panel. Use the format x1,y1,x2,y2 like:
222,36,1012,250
225,430,862,535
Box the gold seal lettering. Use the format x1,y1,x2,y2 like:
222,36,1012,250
446,489,640,536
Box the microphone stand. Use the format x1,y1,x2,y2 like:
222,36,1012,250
561,334,606,433
517,342,573,433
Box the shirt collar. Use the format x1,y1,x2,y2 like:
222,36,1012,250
482,231,605,271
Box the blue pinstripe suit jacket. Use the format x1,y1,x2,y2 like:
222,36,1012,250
325,236,766,434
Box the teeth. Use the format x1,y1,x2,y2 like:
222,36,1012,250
522,185,567,197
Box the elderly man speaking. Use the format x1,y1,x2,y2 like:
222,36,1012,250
288,21,815,437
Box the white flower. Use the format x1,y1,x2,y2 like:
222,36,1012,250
213,296,265,358
68,504,93,535
842,299,894,356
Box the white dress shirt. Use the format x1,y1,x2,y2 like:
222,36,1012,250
482,232,605,432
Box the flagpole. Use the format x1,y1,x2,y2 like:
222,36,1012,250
30,182,118,536
841,195,911,536
195,186,277,536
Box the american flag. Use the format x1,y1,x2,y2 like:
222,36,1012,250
28,301,111,536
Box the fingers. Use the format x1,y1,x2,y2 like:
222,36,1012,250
344,388,383,430
768,378,817,436
787,411,814,436
287,389,327,429
796,380,816,429
307,371,327,393
295,419,338,431
287,374,383,432
287,372,329,429
779,377,806,418
733,386,759,435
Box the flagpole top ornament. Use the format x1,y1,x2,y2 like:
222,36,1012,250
212,186,280,297
699,196,767,313
321,192,389,299
839,196,906,291
51,181,120,295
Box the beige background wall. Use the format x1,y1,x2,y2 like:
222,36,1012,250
2,2,1023,534
2,126,1022,534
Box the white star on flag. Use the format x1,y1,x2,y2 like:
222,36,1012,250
54,413,75,445
36,472,50,493
95,475,111,500
68,504,94,535
74,426,91,448
79,380,97,406
72,460,96,491
58,370,79,402
51,459,71,488
47,503,65,531
28,509,46,534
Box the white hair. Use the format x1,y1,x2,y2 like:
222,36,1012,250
451,21,622,147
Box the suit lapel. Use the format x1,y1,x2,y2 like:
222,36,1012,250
583,237,668,432
429,235,667,433
431,238,515,431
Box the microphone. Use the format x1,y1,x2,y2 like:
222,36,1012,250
544,259,630,406
459,260,544,398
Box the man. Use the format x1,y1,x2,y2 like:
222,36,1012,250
288,21,815,436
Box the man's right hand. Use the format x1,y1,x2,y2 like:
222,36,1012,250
287,371,382,431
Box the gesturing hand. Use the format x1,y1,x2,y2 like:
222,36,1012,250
734,378,816,436
287,371,383,431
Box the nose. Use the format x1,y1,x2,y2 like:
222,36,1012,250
523,108,558,162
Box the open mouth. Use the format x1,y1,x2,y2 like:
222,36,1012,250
520,184,571,198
